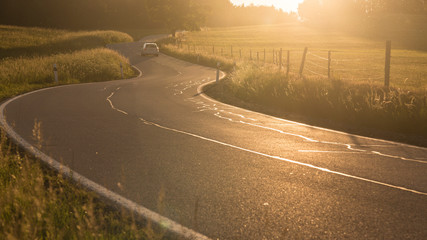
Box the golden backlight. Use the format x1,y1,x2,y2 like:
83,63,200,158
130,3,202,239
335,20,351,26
230,0,305,12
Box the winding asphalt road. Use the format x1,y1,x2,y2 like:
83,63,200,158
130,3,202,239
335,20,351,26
2,37,427,239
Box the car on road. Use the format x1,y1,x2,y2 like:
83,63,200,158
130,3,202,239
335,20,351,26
141,42,159,56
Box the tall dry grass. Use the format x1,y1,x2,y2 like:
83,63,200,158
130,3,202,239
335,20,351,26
209,63,427,139
0,25,136,100
0,25,133,58
0,48,135,99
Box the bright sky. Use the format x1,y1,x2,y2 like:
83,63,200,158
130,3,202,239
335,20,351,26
230,0,304,13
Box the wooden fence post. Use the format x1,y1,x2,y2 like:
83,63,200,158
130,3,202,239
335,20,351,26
212,45,215,55
385,40,391,87
299,47,308,77
273,49,275,64
286,50,290,77
279,48,283,71
328,51,332,80
264,49,266,63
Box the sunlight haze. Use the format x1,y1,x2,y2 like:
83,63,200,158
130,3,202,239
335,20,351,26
230,0,304,12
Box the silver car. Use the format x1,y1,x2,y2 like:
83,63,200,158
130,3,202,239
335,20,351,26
141,42,159,56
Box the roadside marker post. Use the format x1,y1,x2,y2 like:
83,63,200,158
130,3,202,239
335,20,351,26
216,62,220,83
53,64,58,84
120,62,124,79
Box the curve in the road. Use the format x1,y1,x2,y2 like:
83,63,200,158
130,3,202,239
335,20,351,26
1,37,426,239
0,35,212,239
107,82,427,196
0,73,212,240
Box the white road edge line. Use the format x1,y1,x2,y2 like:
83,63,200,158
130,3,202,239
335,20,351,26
2,47,426,240
107,76,426,196
0,65,211,240
135,117,427,197
194,73,427,196
197,80,427,152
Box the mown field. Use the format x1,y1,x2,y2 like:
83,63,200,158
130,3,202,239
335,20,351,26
0,25,166,239
160,23,427,145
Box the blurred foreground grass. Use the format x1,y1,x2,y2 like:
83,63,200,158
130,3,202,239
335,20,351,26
0,133,162,239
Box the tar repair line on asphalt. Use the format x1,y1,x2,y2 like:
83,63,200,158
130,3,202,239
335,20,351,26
197,80,427,152
106,84,427,197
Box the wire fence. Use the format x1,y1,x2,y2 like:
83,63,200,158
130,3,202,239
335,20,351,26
168,40,427,88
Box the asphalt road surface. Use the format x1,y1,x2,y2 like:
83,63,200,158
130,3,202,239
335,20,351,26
2,37,427,239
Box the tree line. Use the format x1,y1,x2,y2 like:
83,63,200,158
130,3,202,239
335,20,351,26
298,0,427,28
0,0,293,31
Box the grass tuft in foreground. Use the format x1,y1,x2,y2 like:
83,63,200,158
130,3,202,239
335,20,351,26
0,133,164,239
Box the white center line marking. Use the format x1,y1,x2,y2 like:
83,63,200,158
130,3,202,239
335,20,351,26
107,86,427,197
137,116,427,196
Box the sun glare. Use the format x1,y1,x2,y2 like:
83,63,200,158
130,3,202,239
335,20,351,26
230,0,304,12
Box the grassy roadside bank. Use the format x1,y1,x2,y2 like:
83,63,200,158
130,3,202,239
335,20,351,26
205,67,427,147
158,24,427,146
0,25,166,239
0,25,137,101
